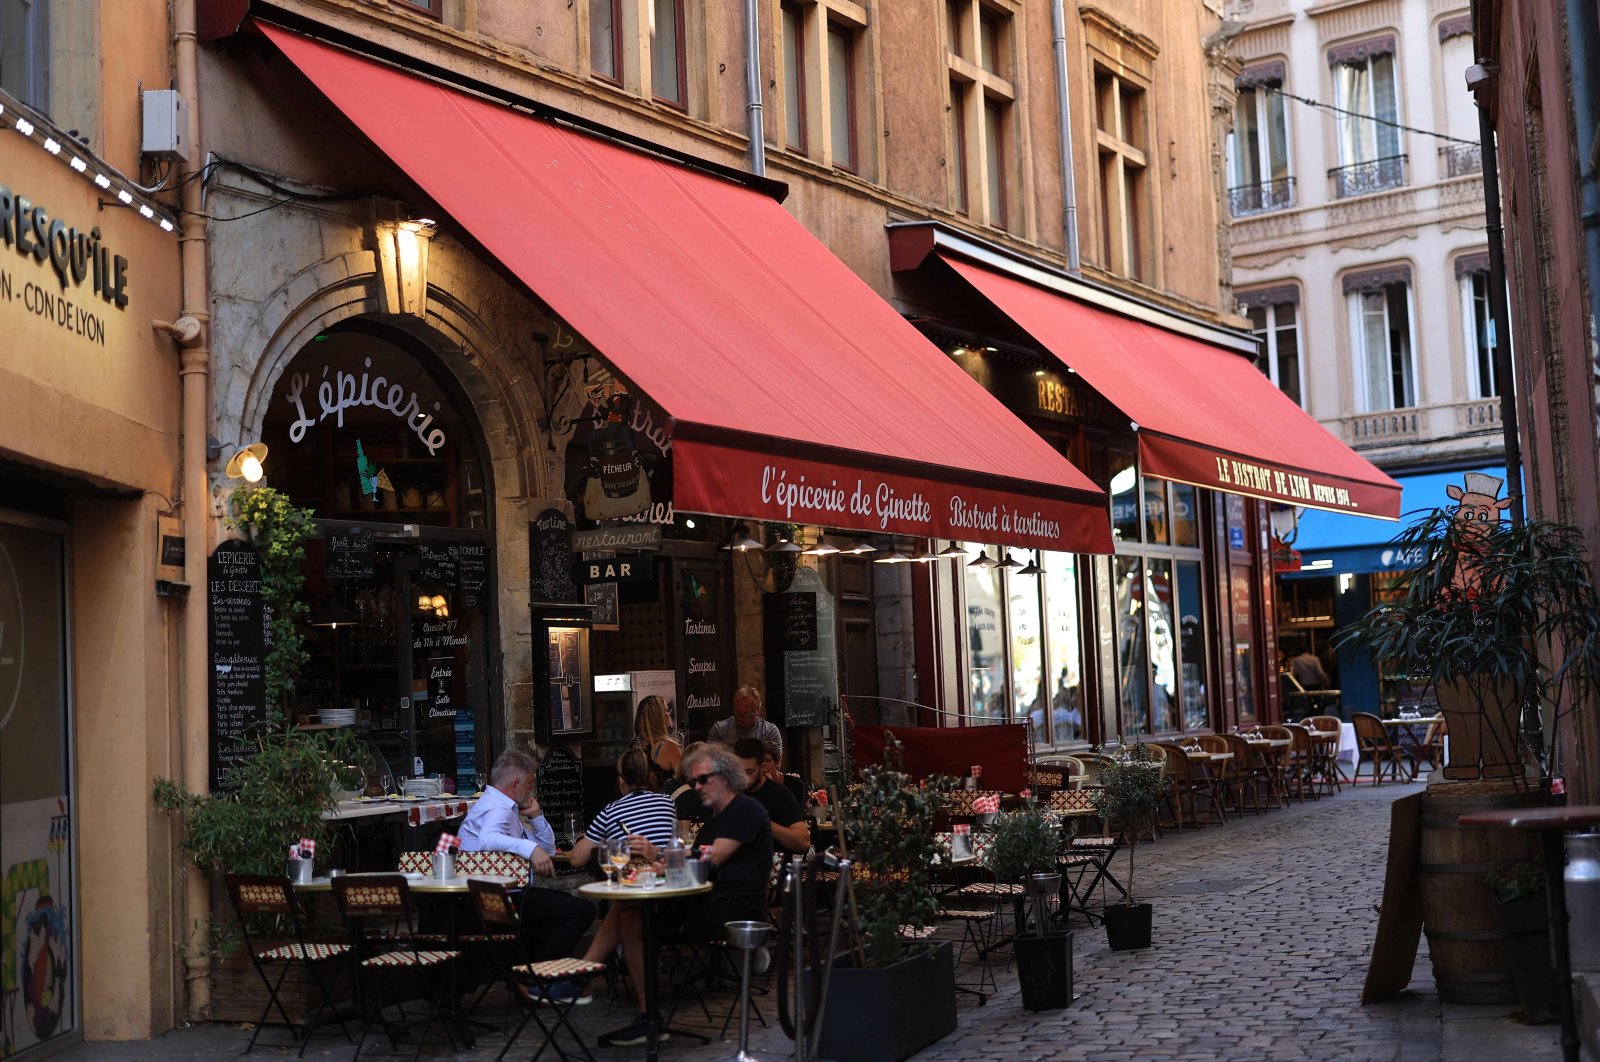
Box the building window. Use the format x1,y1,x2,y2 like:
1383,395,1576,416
0,0,49,112
1350,281,1415,411
391,0,443,19
946,1,1015,230
1095,66,1148,280
1462,269,1498,397
1109,455,1208,737
826,20,857,172
1229,79,1293,215
1330,46,1405,197
781,3,806,151
590,0,622,83
650,0,686,108
1246,299,1303,406
962,544,1086,746
1438,29,1481,176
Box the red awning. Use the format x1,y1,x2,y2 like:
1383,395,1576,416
940,256,1401,519
258,25,1110,554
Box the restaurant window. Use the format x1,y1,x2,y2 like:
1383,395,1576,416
650,0,686,107
946,0,1014,230
962,543,1086,746
1095,65,1149,281
781,2,806,151
0,515,77,1055
1350,280,1415,411
1330,47,1404,197
1462,268,1498,397
1229,77,1293,216
1109,456,1209,736
827,20,857,172
261,324,495,794
1246,298,1303,407
0,0,49,112
590,0,622,83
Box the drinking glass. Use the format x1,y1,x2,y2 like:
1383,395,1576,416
474,770,488,794
565,812,582,846
608,838,632,884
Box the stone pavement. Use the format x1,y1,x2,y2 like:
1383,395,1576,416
58,780,1570,1061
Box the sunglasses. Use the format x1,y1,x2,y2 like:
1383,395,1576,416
689,772,718,787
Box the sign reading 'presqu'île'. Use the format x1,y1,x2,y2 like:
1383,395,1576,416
1,178,133,349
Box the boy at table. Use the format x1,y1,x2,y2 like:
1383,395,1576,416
593,743,774,1048
458,749,595,995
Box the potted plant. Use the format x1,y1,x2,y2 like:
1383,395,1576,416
1337,504,1600,786
1089,742,1164,950
817,735,957,1062
1485,862,1559,1024
985,806,1073,1010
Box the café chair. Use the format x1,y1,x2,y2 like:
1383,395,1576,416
1220,731,1279,812
1254,726,1295,805
466,878,604,1062
332,874,461,1061
1304,715,1346,790
1282,725,1319,802
225,874,353,1057
1351,712,1409,785
1196,734,1245,815
1413,719,1448,775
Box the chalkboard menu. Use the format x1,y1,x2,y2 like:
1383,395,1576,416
763,566,839,728
678,565,726,737
208,541,269,791
537,745,586,840
324,527,375,580
418,541,458,588
531,509,578,602
457,540,488,608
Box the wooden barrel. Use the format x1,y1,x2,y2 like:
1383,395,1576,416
1419,785,1542,1004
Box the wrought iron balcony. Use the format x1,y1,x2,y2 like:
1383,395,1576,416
1328,154,1408,198
1228,176,1297,217
1440,142,1483,178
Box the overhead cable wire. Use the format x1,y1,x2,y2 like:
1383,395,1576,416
1264,85,1479,147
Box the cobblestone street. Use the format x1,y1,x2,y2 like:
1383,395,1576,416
58,781,1565,1061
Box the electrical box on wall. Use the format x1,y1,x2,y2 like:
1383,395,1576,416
141,89,190,161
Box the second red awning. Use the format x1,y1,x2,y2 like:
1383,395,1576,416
941,256,1401,519
259,25,1111,553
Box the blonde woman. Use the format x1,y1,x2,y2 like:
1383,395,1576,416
632,695,681,790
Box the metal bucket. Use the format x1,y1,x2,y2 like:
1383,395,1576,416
686,858,711,886
287,858,314,885
433,851,456,880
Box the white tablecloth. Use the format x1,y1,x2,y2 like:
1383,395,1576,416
1334,723,1359,767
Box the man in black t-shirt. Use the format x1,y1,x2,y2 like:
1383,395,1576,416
735,738,810,854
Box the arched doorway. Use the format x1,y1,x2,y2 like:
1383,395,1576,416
260,320,496,794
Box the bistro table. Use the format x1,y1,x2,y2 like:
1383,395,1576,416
578,879,713,1062
1456,805,1600,1062
1382,716,1445,778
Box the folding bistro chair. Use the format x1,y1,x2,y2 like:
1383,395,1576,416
1351,712,1409,785
332,874,461,1061
466,878,605,1062
225,874,353,1056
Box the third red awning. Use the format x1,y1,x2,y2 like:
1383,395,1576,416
940,256,1401,519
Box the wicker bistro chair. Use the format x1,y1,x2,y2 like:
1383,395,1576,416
332,874,462,1061
1195,734,1245,815
1281,725,1320,802
1254,727,1296,805
1073,752,1116,789
1351,712,1409,785
466,878,604,1062
1304,715,1346,790
1220,732,1280,812
225,874,354,1057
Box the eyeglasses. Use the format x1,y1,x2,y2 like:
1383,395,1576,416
690,772,717,787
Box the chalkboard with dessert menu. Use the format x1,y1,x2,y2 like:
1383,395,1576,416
209,541,269,791
536,745,586,838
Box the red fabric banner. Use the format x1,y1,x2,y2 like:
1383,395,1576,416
850,723,1031,795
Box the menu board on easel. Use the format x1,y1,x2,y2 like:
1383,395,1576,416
537,745,586,836
763,566,839,728
208,541,269,791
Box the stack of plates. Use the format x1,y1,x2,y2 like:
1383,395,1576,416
320,708,358,727
402,777,443,799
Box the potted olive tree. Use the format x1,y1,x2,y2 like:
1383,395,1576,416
985,806,1073,1009
1089,742,1164,950
1337,507,1600,786
817,736,957,1062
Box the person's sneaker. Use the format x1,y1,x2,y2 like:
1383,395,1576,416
597,1018,668,1047
752,944,772,975
537,980,593,1005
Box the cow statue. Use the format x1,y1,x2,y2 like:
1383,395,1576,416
1438,471,1514,779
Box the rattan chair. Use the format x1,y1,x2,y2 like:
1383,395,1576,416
225,874,353,1056
1351,712,1409,785
1304,715,1346,790
1254,726,1295,805
1220,731,1280,812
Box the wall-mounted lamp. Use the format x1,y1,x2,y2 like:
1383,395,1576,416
723,523,763,551
208,437,269,483
1268,505,1301,545
841,539,878,555
907,543,941,563
801,539,841,556
873,543,912,564
765,536,803,554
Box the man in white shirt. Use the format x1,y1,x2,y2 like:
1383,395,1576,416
460,749,594,982
706,686,783,763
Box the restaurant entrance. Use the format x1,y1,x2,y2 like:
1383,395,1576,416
261,322,497,794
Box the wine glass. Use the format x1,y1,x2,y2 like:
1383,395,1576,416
608,838,632,885
565,812,582,847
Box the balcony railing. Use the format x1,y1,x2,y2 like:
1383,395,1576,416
1228,176,1297,217
1440,142,1483,178
1329,154,1408,199
1342,408,1422,447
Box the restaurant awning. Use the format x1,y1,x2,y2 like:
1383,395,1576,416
933,254,1402,520
257,25,1111,554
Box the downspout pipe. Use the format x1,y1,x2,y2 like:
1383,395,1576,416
174,0,214,1019
1568,0,1600,437
744,0,766,178
1050,0,1081,272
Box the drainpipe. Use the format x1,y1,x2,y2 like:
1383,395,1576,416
1473,65,1525,529
1050,0,1080,272
744,0,766,178
174,0,214,1019
1568,0,1600,443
